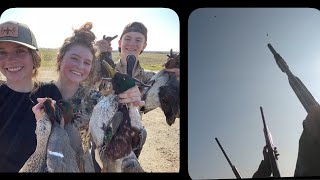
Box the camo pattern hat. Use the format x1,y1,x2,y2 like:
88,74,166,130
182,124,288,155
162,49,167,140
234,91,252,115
0,21,38,50
120,22,148,41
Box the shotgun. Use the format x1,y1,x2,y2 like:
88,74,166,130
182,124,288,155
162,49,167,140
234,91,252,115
215,137,241,179
259,106,281,177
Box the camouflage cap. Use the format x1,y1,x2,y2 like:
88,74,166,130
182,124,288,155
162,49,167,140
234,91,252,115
120,22,148,41
0,21,38,50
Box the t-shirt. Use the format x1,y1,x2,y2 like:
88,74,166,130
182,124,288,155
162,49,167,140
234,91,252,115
0,82,62,172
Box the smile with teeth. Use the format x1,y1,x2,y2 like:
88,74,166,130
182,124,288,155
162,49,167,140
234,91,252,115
71,70,83,76
7,66,23,72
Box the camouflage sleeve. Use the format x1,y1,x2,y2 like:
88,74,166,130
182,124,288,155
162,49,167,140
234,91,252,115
295,106,320,177
70,86,103,128
81,88,103,116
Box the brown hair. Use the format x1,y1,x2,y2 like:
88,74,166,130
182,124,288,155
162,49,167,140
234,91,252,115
30,49,41,78
56,22,98,82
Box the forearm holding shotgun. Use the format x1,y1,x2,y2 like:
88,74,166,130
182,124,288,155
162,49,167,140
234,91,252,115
268,44,320,176
259,106,281,177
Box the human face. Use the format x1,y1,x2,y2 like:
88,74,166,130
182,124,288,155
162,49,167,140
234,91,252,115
59,45,93,84
0,42,34,83
119,32,147,62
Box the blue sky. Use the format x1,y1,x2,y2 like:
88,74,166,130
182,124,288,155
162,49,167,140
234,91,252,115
188,8,320,179
0,8,179,52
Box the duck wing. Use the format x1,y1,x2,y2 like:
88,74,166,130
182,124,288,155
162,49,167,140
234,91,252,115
46,122,79,172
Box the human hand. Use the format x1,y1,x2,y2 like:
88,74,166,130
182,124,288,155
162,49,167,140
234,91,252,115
32,98,49,121
96,39,112,53
262,145,268,160
118,85,145,107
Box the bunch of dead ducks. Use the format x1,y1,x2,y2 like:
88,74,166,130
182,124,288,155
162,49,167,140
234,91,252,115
20,51,180,173
20,98,85,172
89,51,180,172
89,55,146,172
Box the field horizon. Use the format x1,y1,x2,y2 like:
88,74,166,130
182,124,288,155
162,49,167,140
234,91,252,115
0,49,172,81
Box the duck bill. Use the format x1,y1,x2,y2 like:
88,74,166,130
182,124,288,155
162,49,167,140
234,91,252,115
102,60,116,77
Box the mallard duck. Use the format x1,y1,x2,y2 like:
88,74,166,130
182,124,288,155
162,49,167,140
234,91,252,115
20,98,80,172
140,50,180,126
89,55,145,172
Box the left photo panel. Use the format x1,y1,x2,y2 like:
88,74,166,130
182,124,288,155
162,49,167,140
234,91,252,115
0,7,180,173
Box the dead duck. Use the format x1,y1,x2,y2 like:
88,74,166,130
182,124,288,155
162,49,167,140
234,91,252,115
20,98,80,172
140,49,180,126
58,100,93,172
19,98,55,172
91,35,118,91
89,55,146,172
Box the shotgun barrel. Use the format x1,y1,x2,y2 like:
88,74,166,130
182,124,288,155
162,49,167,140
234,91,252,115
267,43,319,113
215,137,242,179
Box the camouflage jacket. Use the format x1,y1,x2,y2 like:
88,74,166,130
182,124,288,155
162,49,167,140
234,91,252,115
67,84,103,130
295,106,320,177
115,59,155,84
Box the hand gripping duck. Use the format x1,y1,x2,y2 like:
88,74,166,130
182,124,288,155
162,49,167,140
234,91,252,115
20,98,80,172
89,55,147,172
140,49,180,126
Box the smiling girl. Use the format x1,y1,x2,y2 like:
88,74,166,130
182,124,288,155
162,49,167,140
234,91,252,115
0,21,62,172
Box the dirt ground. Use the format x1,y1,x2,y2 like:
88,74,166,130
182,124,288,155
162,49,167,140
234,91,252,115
139,108,180,172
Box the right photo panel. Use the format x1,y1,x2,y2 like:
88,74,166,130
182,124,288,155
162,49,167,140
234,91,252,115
188,8,320,179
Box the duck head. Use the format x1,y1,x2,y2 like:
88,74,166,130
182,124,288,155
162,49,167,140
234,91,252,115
101,54,149,95
43,98,73,128
43,98,62,125
165,49,180,69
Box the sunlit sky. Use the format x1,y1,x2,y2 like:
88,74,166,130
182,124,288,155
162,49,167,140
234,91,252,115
189,8,320,179
0,8,179,52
